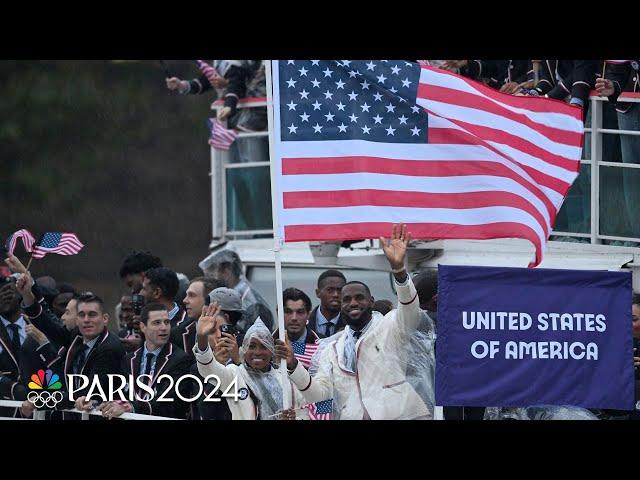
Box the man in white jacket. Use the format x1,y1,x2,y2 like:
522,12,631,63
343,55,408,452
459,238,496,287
275,224,431,420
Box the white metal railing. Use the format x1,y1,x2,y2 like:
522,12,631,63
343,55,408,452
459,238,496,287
550,92,640,245
211,98,271,239
0,399,180,420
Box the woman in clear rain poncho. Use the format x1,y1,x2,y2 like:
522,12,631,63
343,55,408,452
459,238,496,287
194,304,308,420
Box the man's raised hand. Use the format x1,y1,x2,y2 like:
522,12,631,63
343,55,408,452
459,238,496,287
275,332,297,371
379,223,411,272
595,77,615,97
16,271,35,306
196,303,221,338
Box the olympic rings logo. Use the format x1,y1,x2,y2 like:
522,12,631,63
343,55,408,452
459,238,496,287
27,390,64,409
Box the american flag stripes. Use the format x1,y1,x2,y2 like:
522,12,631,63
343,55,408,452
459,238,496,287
291,341,319,369
196,60,222,84
292,340,332,420
208,117,238,150
271,60,584,266
4,229,36,255
32,232,84,259
199,59,238,150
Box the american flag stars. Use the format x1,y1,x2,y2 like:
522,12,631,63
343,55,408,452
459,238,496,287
279,60,428,143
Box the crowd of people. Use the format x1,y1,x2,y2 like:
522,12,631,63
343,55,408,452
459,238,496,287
1,60,639,420
431,60,639,241
1,223,638,420
167,59,639,152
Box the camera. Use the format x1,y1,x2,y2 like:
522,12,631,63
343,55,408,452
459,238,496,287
132,294,145,316
220,324,238,336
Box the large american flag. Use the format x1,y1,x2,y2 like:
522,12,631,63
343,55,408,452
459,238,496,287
5,229,36,255
271,60,584,266
32,232,84,259
292,340,332,420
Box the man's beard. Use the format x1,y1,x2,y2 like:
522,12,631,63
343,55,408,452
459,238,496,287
344,307,373,331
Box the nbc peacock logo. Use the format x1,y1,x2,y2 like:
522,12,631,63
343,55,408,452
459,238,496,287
27,369,64,409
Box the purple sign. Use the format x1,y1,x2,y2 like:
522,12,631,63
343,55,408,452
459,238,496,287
435,265,634,410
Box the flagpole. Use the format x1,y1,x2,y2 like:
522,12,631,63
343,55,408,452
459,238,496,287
265,59,291,412
21,248,33,325
532,60,541,86
25,254,34,272
25,234,42,272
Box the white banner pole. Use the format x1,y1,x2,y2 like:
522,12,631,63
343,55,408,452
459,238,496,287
265,59,290,412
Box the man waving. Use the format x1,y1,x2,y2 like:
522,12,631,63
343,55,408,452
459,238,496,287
276,224,431,420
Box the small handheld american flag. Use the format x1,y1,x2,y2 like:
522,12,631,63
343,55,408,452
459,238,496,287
4,229,36,255
292,341,332,420
207,117,238,151
195,60,222,84
306,399,333,420
292,341,320,369
32,232,84,259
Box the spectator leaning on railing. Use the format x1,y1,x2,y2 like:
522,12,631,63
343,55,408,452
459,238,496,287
596,61,640,241
166,60,266,130
544,60,599,118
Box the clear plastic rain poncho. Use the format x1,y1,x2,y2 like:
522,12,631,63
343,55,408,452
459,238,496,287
239,318,283,420
238,318,308,420
235,277,275,332
484,405,599,420
308,308,437,420
405,310,437,414
199,249,274,332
